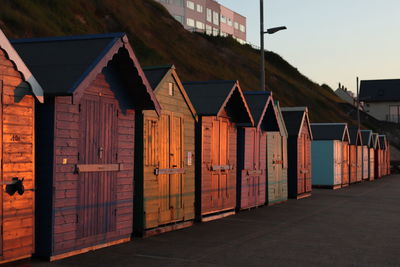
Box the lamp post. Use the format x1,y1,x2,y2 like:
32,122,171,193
260,0,286,91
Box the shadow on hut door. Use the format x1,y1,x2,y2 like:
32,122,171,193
78,94,117,238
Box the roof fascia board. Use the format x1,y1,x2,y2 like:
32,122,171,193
0,29,44,102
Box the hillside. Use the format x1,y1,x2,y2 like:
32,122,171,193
0,0,366,126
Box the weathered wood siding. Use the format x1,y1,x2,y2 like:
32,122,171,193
138,73,195,231
48,73,135,256
266,132,287,204
349,145,357,184
237,127,266,209
199,116,236,217
374,149,381,179
356,146,362,182
342,142,349,186
362,146,369,180
369,148,375,181
0,48,35,263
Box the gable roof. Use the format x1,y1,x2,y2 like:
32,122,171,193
359,79,400,102
143,65,197,120
274,101,288,138
281,107,313,139
11,32,160,113
348,127,363,145
0,29,44,102
371,133,381,149
243,91,280,131
183,80,253,125
379,135,387,149
310,123,350,142
360,130,373,147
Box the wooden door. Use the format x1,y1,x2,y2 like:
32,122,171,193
79,94,117,238
349,146,357,183
342,142,349,185
363,147,369,180
334,141,342,185
241,128,255,208
369,148,375,180
273,133,283,202
209,117,230,212
357,147,362,181
0,80,2,255
169,114,183,221
297,135,304,195
158,113,184,224
304,134,312,192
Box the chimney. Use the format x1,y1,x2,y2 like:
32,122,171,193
338,82,341,89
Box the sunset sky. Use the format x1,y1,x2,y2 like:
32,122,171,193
218,0,400,93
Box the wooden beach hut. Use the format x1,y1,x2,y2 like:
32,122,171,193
237,91,280,210
134,65,197,236
281,107,313,199
0,29,44,264
183,80,253,221
348,127,363,183
268,101,288,205
360,130,375,181
310,123,350,189
372,133,382,179
13,33,160,260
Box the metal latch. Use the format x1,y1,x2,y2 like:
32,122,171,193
4,177,35,196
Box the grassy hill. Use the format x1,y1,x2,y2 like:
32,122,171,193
0,0,363,126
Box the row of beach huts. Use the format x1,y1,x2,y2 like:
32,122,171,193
0,30,391,263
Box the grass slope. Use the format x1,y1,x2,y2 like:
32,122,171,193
0,0,358,125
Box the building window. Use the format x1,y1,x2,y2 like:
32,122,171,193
206,25,212,35
174,15,184,24
389,105,400,123
168,83,174,96
213,27,219,36
196,4,203,13
187,0,194,10
227,18,233,26
234,22,239,29
172,0,183,6
213,11,219,25
240,24,246,32
196,21,205,30
221,15,227,24
159,0,170,3
187,18,195,27
206,8,212,22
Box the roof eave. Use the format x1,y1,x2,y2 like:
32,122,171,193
0,29,44,103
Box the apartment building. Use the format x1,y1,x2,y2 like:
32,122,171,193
156,0,247,43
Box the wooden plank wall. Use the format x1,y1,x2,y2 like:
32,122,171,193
349,145,357,183
0,48,34,262
51,73,134,256
342,142,349,186
369,148,375,181
200,116,236,216
140,73,195,230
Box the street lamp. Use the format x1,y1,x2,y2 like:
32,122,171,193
260,0,286,91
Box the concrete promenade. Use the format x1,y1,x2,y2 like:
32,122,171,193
31,175,400,267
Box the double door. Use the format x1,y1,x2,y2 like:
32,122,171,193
298,134,312,195
157,113,184,224
78,94,118,238
267,132,284,203
241,128,266,208
333,141,342,186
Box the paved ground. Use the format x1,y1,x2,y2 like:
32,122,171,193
26,175,400,267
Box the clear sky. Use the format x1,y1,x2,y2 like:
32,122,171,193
217,0,400,93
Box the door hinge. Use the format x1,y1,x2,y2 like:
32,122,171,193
76,214,79,223
78,104,81,112
77,152,80,161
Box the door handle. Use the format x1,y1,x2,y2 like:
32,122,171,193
99,147,104,159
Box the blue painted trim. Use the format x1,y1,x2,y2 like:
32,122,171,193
244,91,272,95
183,80,236,85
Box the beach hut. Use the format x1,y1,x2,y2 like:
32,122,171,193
268,101,288,205
379,135,387,176
372,133,382,179
13,33,160,260
348,127,363,183
310,123,350,189
0,29,43,264
183,81,253,221
134,65,197,236
237,91,280,210
281,107,313,199
360,130,375,181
